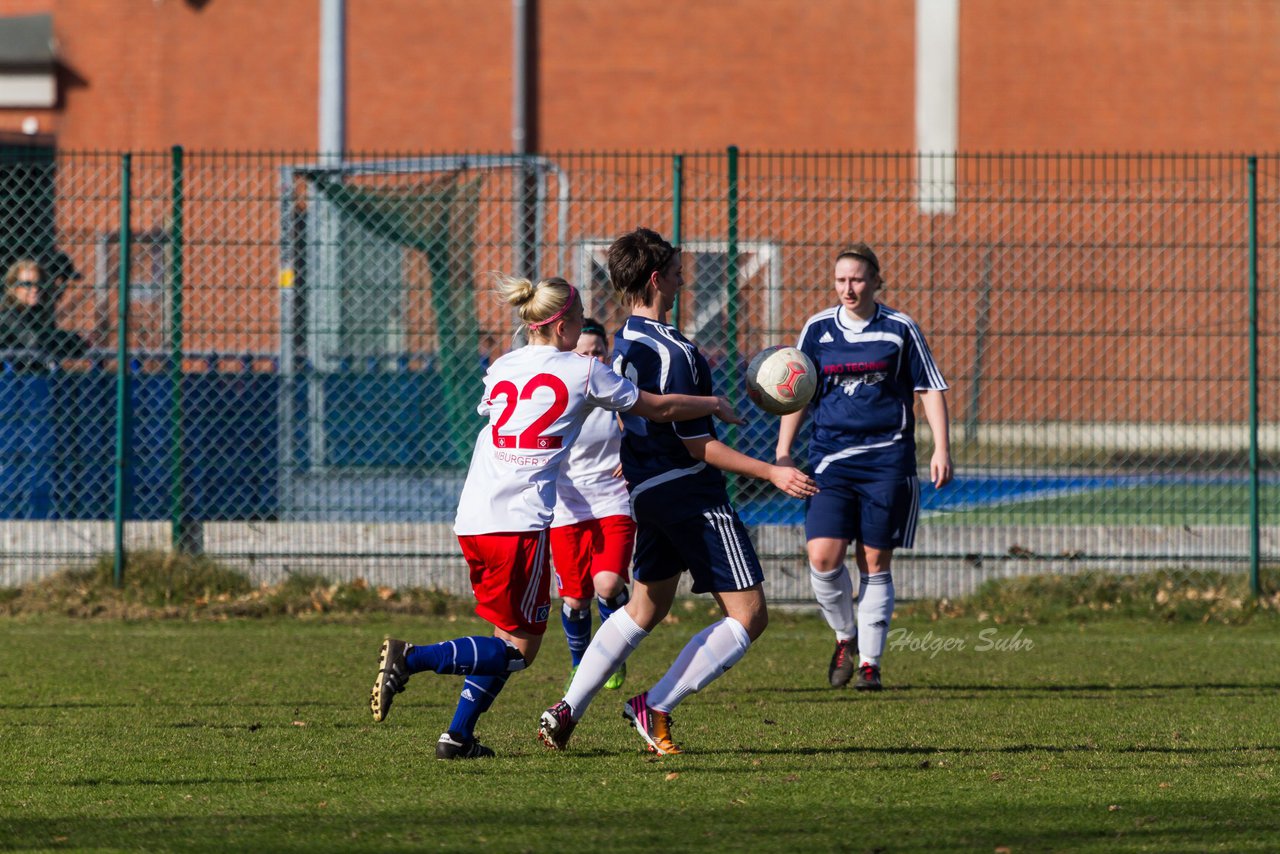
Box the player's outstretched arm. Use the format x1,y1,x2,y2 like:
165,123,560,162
682,436,818,499
629,392,744,425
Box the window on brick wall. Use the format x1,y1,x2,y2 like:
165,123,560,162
0,14,56,108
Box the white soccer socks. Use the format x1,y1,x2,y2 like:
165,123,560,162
810,564,856,641
563,607,648,718
856,571,894,667
645,617,752,712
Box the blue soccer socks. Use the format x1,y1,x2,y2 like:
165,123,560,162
596,587,630,624
448,673,511,739
561,603,593,666
404,636,525,676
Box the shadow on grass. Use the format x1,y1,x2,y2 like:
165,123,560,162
0,698,448,711
2,799,1278,852
919,681,1280,693
3,773,358,788
687,742,1280,757
770,681,1280,697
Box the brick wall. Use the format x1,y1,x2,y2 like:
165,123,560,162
0,0,1275,152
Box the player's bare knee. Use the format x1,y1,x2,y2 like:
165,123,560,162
499,632,542,668
738,610,768,641
719,595,768,640
625,598,668,632
807,538,848,572
591,581,627,601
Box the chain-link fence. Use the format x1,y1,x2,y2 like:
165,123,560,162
1,148,1275,599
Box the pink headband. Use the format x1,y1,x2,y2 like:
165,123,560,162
527,284,578,329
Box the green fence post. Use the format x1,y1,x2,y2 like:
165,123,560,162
169,146,189,553
113,153,133,588
1247,155,1260,597
726,146,741,491
672,153,683,328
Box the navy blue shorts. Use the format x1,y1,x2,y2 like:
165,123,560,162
633,503,764,594
804,473,920,550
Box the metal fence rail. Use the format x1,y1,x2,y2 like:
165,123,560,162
0,149,1274,599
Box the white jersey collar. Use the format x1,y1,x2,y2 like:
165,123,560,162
836,303,879,332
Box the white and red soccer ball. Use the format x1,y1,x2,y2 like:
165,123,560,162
745,345,817,416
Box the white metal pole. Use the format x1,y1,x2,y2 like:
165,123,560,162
319,0,346,158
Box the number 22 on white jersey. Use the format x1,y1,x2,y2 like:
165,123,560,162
487,372,569,450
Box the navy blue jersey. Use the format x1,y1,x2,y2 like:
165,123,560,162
797,303,947,478
612,316,730,523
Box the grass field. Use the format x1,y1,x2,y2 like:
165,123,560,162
2,611,1279,852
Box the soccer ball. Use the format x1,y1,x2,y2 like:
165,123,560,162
745,345,817,415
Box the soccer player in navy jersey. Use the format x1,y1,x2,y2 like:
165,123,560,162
775,243,952,691
538,227,817,755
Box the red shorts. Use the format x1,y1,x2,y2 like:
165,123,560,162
458,530,552,635
549,514,636,599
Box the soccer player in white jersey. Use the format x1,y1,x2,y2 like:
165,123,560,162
550,318,634,692
538,227,818,756
369,275,741,760
775,243,952,692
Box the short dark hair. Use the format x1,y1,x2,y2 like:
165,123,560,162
606,227,676,307
580,316,607,338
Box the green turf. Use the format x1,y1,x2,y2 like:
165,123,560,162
930,482,1280,525
2,612,1278,852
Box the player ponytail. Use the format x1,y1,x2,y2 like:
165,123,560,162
495,274,579,337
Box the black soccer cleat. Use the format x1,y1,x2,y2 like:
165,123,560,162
436,731,496,760
854,662,883,692
370,637,411,722
828,638,857,688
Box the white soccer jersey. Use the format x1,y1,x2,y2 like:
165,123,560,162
551,404,630,525
454,345,640,535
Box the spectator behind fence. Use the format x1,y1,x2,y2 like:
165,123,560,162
0,257,89,370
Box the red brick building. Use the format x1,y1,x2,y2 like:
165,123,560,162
0,0,1277,153
0,1,1273,433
